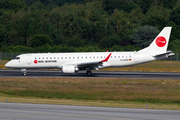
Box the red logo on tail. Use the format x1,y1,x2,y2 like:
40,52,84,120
156,36,166,47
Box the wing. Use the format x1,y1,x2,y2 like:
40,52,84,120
58,53,112,70
77,53,111,67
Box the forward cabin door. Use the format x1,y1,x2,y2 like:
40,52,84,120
26,54,31,64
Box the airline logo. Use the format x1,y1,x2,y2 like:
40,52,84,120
155,36,166,47
34,60,38,64
34,60,57,64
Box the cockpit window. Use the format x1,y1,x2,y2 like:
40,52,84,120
13,57,20,60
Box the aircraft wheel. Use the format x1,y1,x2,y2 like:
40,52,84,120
87,71,92,76
22,73,26,76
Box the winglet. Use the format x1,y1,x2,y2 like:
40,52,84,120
101,53,112,62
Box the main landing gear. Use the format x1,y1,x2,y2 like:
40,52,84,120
86,71,92,76
86,68,92,76
21,69,27,76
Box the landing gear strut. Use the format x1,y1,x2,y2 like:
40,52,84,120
21,69,27,76
86,68,92,76
86,71,92,76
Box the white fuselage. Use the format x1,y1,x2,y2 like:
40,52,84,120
5,51,155,70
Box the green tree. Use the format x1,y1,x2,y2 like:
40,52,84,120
36,21,43,34
142,16,168,30
102,0,136,14
140,0,152,14
7,29,18,45
67,36,85,47
0,0,27,12
51,29,65,45
130,25,160,48
30,34,52,47
170,6,180,25
26,17,34,46
170,6,180,40
10,45,33,52
45,22,52,35
163,0,176,9
6,21,12,32
0,25,7,44
99,35,119,48
169,40,180,53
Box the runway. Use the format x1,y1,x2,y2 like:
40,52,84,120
0,69,180,79
0,102,179,120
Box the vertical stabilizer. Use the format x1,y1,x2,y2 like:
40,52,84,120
138,27,172,55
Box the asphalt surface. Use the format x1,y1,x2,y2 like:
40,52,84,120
0,69,180,79
0,102,180,120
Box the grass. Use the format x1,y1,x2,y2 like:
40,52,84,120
0,77,180,110
0,60,8,69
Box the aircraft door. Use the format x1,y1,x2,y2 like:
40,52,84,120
134,52,138,62
26,54,31,64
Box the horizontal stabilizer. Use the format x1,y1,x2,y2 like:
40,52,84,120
154,51,175,60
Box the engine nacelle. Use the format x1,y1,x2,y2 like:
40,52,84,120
62,65,78,73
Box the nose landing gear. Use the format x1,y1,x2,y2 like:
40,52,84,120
21,69,27,76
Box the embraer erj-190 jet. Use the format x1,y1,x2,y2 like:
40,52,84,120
5,27,174,76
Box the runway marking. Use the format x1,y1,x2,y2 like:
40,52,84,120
0,109,131,120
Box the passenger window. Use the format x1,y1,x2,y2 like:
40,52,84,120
46,57,48,59
54,57,56,59
69,57,71,59
114,56,116,58
42,57,44,59
111,56,112,58
93,56,95,58
61,57,63,59
86,57,87,59
77,57,79,59
65,57,67,59
73,57,75,59
81,57,83,59
50,57,52,59
39,57,40,59
35,57,37,60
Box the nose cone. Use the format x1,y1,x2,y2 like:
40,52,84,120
5,61,11,68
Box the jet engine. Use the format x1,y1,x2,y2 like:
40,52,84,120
62,65,78,73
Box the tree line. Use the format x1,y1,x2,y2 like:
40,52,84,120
0,0,180,53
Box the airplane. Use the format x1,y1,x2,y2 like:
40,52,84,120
5,27,174,76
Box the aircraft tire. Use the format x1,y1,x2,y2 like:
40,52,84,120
87,71,92,76
22,73,26,76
